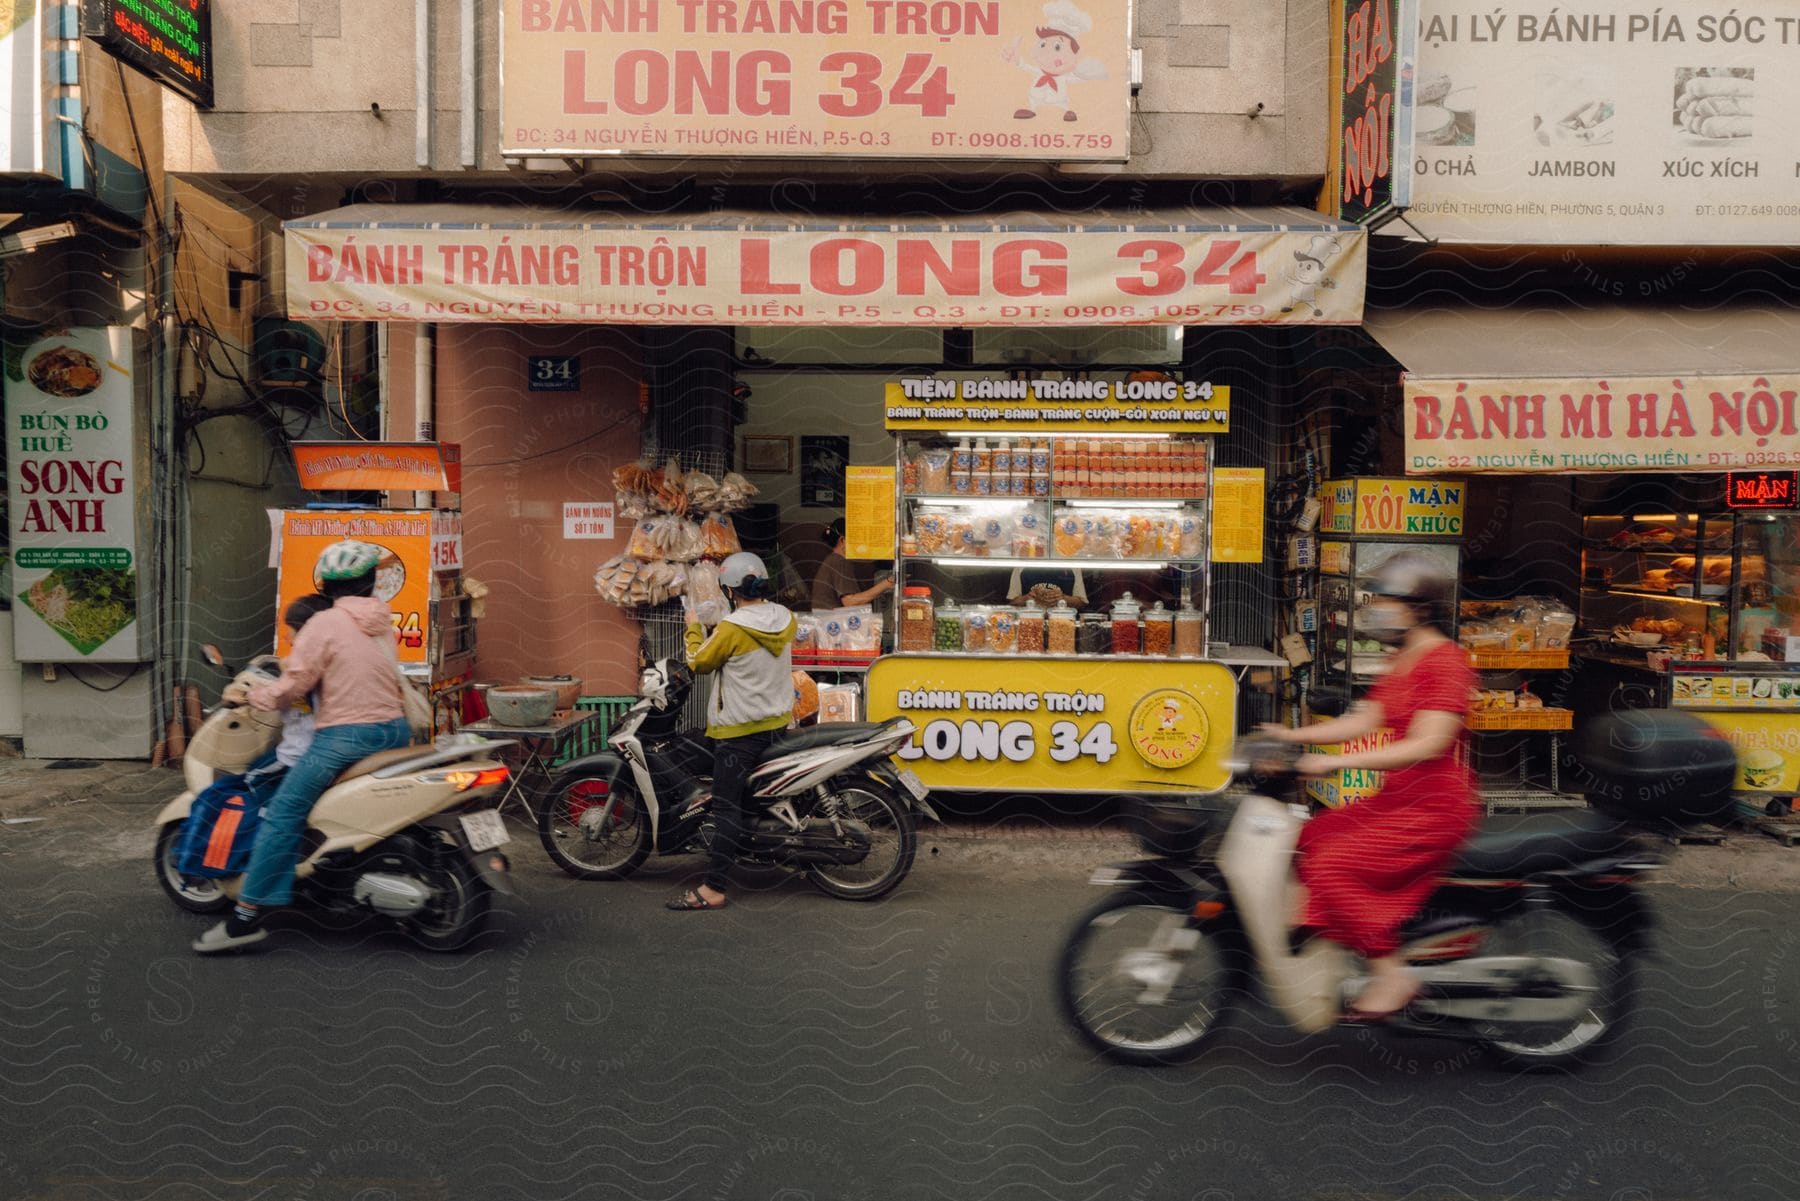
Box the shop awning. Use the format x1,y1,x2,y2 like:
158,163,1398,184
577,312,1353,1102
1363,301,1800,475
284,203,1365,328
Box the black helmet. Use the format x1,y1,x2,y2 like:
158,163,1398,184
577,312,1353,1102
1367,550,1456,634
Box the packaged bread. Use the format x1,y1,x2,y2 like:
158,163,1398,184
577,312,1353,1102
818,684,859,723
791,671,820,723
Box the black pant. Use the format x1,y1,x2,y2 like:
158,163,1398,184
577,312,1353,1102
704,730,777,892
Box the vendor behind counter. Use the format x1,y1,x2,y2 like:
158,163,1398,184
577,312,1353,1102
811,517,895,611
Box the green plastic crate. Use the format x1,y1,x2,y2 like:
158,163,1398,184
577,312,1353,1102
555,695,638,764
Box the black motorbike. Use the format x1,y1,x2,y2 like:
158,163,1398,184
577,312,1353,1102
537,660,938,901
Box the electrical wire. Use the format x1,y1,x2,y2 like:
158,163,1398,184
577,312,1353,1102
462,412,640,468
63,665,140,692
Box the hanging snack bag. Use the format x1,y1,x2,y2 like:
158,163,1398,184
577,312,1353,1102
627,517,666,561
700,513,742,557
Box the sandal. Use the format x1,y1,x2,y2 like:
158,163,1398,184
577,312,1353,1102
666,888,727,911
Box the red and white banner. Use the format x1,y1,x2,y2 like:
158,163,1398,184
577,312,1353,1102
285,213,1367,326
1405,374,1800,474
500,0,1130,160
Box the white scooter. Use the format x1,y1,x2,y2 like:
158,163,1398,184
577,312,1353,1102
152,649,518,951
1059,711,1737,1067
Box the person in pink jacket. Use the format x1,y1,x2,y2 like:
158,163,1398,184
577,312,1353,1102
193,540,412,954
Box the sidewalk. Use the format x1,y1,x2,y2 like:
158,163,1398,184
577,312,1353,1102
1,754,1795,890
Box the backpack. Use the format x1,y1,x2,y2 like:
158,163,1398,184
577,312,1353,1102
173,774,266,879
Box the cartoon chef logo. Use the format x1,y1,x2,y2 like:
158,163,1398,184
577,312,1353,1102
1002,1,1109,123
1127,688,1212,770
1280,234,1343,318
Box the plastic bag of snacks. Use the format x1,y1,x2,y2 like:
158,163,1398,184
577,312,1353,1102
842,605,879,652
699,513,741,557
818,683,860,723
914,510,952,555
791,671,820,723
793,613,820,656
1053,511,1085,557
918,449,952,493
686,560,727,626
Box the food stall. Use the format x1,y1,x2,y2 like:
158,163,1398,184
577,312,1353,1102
271,443,472,730
860,375,1282,797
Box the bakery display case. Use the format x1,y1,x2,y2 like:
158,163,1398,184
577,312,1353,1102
1578,513,1796,665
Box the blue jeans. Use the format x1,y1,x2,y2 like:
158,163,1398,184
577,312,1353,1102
240,718,412,906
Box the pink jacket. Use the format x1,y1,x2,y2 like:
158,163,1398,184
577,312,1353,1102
248,597,406,729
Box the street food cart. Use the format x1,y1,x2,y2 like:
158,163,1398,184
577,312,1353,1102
271,442,472,728
861,375,1281,797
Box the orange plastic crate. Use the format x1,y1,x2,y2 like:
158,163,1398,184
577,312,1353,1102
1466,649,1571,671
1468,708,1574,731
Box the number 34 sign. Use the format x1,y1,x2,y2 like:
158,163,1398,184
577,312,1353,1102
528,356,580,392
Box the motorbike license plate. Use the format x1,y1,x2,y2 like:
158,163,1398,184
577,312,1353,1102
458,810,511,853
895,767,929,802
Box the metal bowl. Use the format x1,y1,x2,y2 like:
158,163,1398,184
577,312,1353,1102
486,686,557,726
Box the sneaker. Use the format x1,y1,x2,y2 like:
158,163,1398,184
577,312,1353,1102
191,920,269,955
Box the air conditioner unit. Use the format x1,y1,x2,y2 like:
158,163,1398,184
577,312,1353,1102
252,317,326,387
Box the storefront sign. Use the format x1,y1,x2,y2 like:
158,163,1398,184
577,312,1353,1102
1326,0,1419,223
1404,374,1800,474
274,510,434,664
562,502,615,540
285,214,1368,327
83,0,214,109
1404,0,1800,246
1305,728,1398,807
1320,477,1465,536
1210,468,1265,563
883,378,1230,434
5,328,142,662
500,0,1129,161
844,467,896,561
1726,470,1798,510
432,510,466,569
1692,713,1800,794
528,355,581,392
866,656,1238,794
293,442,462,493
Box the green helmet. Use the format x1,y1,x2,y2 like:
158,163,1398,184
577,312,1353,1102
317,540,382,581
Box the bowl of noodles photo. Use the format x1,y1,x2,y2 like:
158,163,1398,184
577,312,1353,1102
27,345,103,398
19,566,138,654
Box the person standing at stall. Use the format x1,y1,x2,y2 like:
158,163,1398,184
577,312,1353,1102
192,541,413,954
812,517,894,610
669,552,798,912
1257,551,1478,1017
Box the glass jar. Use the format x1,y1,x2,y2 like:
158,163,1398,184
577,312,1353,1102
899,586,934,652
934,600,963,652
1143,602,1173,657
1174,604,1205,658
1110,592,1143,655
1017,601,1046,654
1047,601,1078,654
1079,612,1111,655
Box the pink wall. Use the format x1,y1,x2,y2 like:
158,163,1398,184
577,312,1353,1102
390,323,646,698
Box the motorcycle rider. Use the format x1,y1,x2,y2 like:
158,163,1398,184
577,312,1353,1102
1258,550,1478,1017
667,551,797,912
192,541,413,954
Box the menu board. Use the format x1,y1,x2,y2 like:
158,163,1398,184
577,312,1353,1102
1210,467,1265,564
83,0,214,109
844,466,896,561
1669,663,1800,711
1403,0,1800,245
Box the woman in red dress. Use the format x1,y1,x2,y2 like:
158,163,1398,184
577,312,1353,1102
1261,551,1478,1017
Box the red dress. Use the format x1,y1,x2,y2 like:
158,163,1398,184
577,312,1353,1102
1296,639,1478,958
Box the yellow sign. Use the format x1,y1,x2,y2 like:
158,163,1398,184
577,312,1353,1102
274,510,434,665
1320,477,1464,537
1405,375,1800,475
1210,467,1264,563
1694,712,1800,794
285,211,1368,328
883,379,1229,434
844,466,895,561
500,0,1131,162
1304,728,1397,808
866,654,1238,794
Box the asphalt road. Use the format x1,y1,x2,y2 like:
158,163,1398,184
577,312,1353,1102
3,795,1799,1201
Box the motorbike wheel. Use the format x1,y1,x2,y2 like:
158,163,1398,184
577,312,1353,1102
404,857,491,953
1469,903,1635,1068
804,777,917,902
1057,890,1240,1066
538,775,653,881
153,821,233,915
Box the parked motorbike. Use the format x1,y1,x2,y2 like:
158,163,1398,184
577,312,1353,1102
538,659,938,901
1059,709,1738,1067
152,648,518,951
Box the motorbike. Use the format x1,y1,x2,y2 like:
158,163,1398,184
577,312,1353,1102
538,659,939,901
152,648,518,951
1058,708,1739,1067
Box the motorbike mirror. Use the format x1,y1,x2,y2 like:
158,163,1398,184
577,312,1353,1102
200,644,227,669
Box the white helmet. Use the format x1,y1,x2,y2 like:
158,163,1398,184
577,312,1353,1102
718,552,769,589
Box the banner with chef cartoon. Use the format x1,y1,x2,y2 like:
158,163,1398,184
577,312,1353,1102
1400,0,1800,245
500,0,1129,161
1404,374,1800,475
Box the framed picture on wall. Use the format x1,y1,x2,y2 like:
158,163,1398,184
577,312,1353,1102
742,435,792,474
800,435,850,506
